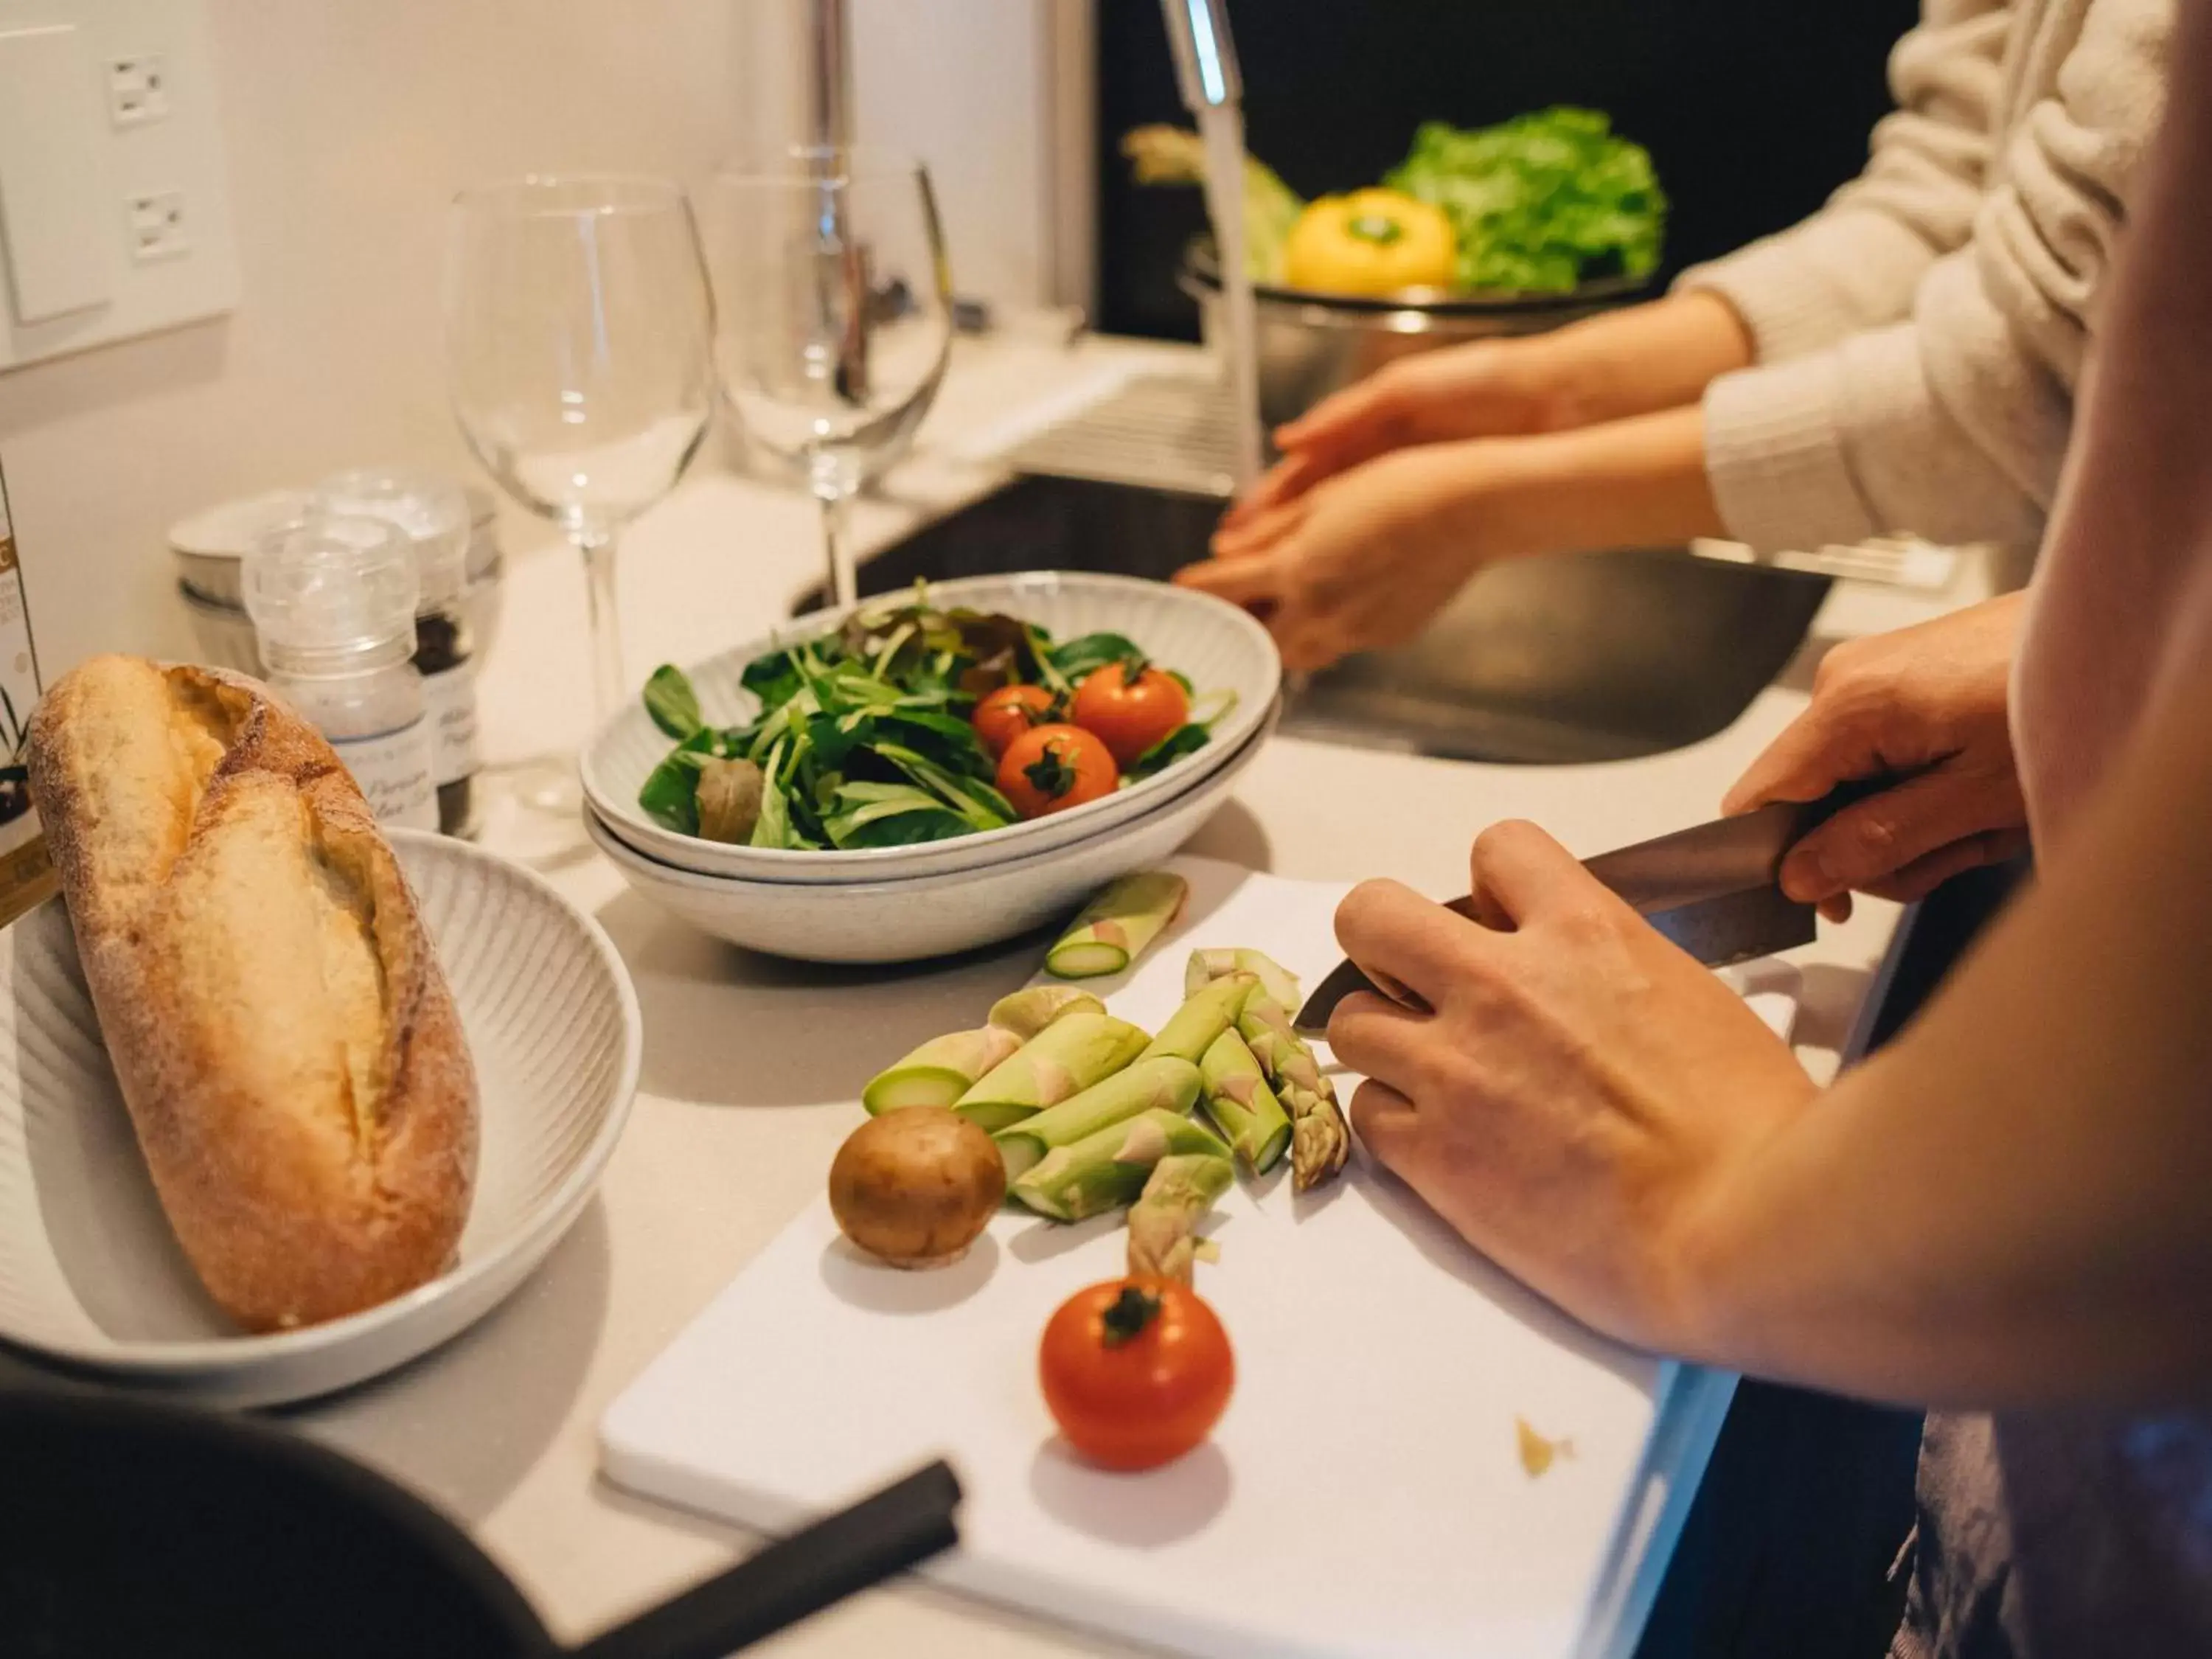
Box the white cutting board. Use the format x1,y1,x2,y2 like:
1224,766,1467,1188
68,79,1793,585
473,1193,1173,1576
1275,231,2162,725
602,857,1796,1659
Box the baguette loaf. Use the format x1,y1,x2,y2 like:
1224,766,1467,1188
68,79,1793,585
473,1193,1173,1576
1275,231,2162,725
27,655,477,1332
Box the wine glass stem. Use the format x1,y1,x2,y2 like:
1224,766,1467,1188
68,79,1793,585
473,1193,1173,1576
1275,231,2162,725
820,491,858,611
577,525,625,718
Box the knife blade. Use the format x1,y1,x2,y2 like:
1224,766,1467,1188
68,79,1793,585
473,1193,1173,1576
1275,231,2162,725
1292,779,1888,1034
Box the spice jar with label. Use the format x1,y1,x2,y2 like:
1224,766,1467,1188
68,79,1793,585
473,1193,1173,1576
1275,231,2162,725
245,514,439,832
312,467,481,837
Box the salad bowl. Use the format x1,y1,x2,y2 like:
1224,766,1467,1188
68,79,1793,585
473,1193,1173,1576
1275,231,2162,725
581,571,1279,885
584,700,1273,963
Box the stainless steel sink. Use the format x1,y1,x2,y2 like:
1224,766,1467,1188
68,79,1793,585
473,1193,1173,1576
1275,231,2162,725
1284,545,1829,763
815,473,1829,765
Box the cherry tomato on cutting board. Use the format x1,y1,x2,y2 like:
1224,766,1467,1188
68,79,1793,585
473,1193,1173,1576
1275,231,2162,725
1071,661,1191,768
1039,1279,1235,1471
972,684,1060,759
998,724,1118,819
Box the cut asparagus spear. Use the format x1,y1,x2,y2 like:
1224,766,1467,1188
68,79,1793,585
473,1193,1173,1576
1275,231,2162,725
1045,871,1189,979
953,1012,1150,1132
1185,947,1303,1010
861,1026,1024,1115
986,986,1106,1042
1126,1153,1235,1284
1239,990,1352,1192
1009,1110,1231,1222
1197,1027,1293,1174
1287,1105,1352,1190
995,1056,1203,1181
1136,972,1256,1065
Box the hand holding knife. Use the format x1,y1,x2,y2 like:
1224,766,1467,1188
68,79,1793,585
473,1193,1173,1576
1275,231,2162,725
1293,777,1893,1033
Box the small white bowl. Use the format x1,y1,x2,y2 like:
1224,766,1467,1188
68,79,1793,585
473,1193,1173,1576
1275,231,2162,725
582,571,1280,884
586,706,1273,963
0,832,642,1408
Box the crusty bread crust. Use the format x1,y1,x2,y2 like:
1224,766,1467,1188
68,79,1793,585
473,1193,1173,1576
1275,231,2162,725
27,656,477,1332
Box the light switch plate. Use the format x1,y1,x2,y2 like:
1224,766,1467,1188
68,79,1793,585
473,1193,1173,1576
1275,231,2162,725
0,22,115,324
0,0,237,370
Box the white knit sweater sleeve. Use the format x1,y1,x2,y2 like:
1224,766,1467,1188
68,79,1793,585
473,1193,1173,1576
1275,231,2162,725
1674,0,2009,361
1700,0,2171,554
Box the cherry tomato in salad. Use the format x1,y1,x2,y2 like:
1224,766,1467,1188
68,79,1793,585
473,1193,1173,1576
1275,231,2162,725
998,723,1118,818
972,684,1060,759
1039,1279,1235,1471
1071,662,1191,768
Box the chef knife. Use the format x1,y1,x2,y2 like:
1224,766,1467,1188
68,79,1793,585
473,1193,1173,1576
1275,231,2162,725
1292,778,1888,1034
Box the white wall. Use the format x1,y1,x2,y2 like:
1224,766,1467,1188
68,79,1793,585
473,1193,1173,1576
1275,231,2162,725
852,0,1051,307
0,1,748,677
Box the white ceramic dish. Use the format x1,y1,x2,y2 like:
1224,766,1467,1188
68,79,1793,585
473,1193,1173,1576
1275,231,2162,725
585,706,1273,963
168,483,500,609
580,571,1280,884
0,832,642,1408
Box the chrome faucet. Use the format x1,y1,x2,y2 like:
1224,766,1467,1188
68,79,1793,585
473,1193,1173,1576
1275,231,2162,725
1160,0,1262,485
797,0,1242,142
789,0,1248,411
802,0,853,150
793,0,866,408
1160,0,1244,113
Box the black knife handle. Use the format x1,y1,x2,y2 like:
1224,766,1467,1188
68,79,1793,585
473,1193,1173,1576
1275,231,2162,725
568,1461,962,1659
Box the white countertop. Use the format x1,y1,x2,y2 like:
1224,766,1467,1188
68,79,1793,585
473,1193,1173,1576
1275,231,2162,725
287,335,1983,1654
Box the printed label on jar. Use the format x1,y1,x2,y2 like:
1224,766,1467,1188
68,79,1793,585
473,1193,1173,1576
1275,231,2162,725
334,722,438,832
422,661,480,787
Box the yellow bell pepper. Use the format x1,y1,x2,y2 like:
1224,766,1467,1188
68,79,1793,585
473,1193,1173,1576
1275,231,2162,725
1281,189,1457,296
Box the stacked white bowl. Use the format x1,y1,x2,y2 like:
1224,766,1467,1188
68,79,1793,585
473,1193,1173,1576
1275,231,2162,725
581,573,1282,964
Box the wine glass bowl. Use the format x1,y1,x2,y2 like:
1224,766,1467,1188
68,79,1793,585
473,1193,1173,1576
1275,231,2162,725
445,175,714,714
701,148,952,609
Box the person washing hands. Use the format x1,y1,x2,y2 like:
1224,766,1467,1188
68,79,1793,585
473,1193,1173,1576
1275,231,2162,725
1178,0,2174,673
1328,1,2212,1643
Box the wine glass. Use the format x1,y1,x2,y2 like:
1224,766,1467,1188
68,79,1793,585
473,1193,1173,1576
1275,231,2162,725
445,175,714,719
700,147,952,612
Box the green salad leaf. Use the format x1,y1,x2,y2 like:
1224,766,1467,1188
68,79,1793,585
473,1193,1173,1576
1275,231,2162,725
744,739,804,848
740,648,807,709
636,728,714,834
822,782,974,849
1049,632,1148,683
643,664,703,740
1125,723,1212,781
1383,107,1665,294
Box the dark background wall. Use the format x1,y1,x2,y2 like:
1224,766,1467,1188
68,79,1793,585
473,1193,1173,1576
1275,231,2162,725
1096,0,1921,338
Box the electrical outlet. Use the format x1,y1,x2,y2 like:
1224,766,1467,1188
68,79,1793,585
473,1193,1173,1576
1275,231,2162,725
126,190,188,262
106,54,168,126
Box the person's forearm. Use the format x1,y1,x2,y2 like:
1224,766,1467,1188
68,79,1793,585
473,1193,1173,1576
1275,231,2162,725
1675,667,2212,1408
1441,403,1729,558
1518,292,1754,430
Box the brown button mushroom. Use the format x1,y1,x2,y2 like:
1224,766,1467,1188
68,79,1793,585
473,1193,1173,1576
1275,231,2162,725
828,1107,1006,1269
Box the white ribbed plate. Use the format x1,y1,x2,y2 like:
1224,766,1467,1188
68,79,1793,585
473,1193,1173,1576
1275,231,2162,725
0,832,641,1408
581,571,1281,883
